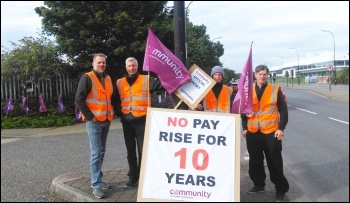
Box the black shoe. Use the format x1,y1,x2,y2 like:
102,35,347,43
124,178,138,189
275,192,286,202
247,186,265,194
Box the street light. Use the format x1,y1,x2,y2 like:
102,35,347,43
276,56,283,69
276,55,284,85
290,48,300,85
211,37,222,42
321,30,336,85
185,1,193,17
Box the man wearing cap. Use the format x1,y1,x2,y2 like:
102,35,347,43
196,66,235,112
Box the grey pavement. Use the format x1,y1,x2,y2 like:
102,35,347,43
1,84,348,202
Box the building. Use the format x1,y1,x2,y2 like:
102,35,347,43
270,59,349,77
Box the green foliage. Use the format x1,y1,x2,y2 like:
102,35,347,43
1,114,76,129
1,33,70,81
186,21,224,75
35,1,171,82
335,68,349,84
33,1,226,82
223,69,237,84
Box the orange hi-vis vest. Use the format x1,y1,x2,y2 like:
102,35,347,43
116,75,149,117
247,83,279,134
203,85,232,113
83,71,114,122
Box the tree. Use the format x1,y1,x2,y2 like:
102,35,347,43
34,2,227,84
35,1,171,82
223,68,236,84
186,21,224,75
336,68,349,84
1,33,67,84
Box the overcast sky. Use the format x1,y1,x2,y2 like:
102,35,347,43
2,1,349,73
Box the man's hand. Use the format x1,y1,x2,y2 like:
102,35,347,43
242,130,248,137
196,104,203,111
274,129,284,140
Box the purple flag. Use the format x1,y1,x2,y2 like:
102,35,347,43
143,28,191,93
39,93,47,113
22,96,29,116
231,42,253,114
57,93,66,113
3,96,14,115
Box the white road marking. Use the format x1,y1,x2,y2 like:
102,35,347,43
295,107,317,114
328,117,349,125
1,138,23,144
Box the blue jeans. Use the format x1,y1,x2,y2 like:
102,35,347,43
86,121,111,189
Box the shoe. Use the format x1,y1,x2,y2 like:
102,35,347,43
247,186,265,194
124,178,138,189
102,182,112,190
92,188,105,199
275,192,286,202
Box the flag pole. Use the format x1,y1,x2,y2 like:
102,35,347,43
238,98,242,113
174,100,182,110
147,69,150,107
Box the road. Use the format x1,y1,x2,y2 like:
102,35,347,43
1,128,128,202
282,88,349,202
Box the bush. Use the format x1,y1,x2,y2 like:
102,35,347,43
1,99,78,129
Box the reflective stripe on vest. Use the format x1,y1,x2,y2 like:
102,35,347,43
83,71,114,122
116,75,149,117
203,85,232,113
247,83,279,133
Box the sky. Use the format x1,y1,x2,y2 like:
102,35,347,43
1,1,349,73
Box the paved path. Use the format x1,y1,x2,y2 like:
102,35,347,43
280,83,349,103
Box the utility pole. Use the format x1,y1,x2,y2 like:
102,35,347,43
174,1,188,110
174,1,187,67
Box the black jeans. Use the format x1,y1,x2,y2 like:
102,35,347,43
121,120,146,181
246,130,289,193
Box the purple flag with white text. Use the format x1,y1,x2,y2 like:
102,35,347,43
143,28,192,93
231,42,253,114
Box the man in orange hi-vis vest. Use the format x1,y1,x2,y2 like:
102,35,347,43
115,57,164,189
196,66,235,112
75,53,114,199
242,65,289,202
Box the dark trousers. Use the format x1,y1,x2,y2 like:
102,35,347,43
246,130,289,193
122,120,146,180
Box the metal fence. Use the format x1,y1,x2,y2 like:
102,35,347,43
1,73,78,103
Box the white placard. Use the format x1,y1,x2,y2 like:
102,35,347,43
174,64,215,110
137,108,241,202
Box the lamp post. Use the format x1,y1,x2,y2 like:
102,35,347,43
276,56,284,85
276,56,283,69
185,1,193,15
211,37,222,42
321,30,336,86
290,48,300,85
